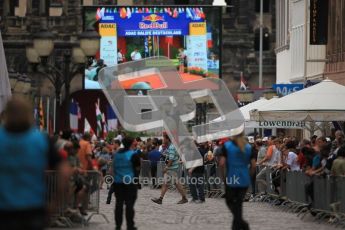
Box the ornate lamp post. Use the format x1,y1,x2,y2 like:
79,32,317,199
79,27,100,61
26,26,100,132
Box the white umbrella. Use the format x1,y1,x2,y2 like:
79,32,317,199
255,79,345,121
0,30,11,113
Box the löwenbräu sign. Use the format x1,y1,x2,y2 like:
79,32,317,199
258,121,306,129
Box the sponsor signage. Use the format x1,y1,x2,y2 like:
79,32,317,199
272,84,304,96
258,121,306,129
100,12,204,36
187,33,208,72
99,23,117,36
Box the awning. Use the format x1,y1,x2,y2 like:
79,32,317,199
253,79,345,122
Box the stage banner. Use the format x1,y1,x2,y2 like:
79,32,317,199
99,10,205,36
99,23,118,66
187,22,208,72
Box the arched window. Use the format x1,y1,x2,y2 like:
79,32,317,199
255,0,270,13
254,28,270,51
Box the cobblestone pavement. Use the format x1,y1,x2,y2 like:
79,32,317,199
50,187,338,230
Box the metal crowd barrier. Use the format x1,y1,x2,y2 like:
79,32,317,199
140,160,151,178
45,170,74,227
45,170,109,228
85,170,109,224
254,169,345,227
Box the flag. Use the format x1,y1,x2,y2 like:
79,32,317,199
127,7,132,18
240,72,247,90
186,8,193,19
103,123,108,138
84,118,92,133
173,8,179,18
95,101,102,136
96,8,102,20
69,100,78,131
199,8,205,19
107,105,118,131
39,98,44,131
77,103,81,119
120,7,127,19
0,30,11,113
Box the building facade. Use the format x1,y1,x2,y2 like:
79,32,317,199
275,0,345,86
275,0,327,84
324,0,345,85
1,0,276,131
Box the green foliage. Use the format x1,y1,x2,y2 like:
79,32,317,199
105,130,116,143
170,46,179,59
125,44,144,61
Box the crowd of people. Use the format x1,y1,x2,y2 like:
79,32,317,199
253,132,345,198
1,98,345,230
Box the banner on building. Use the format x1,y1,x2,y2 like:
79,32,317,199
310,0,329,45
272,84,304,96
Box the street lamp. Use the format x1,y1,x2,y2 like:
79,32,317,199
26,27,99,132
79,27,100,60
32,28,55,61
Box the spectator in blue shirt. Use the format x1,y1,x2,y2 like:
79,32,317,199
219,133,256,230
0,98,61,230
148,142,161,188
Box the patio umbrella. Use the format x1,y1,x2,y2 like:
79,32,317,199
254,79,345,122
0,30,11,113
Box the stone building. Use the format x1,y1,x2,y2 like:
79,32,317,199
1,0,276,92
1,0,276,131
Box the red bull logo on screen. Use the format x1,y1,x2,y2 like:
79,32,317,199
139,14,168,29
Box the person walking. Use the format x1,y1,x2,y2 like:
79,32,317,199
151,133,188,205
148,142,162,188
219,133,256,230
188,147,205,203
113,137,141,230
0,98,61,230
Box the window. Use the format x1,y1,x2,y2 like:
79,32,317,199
255,0,270,13
275,0,289,49
9,0,19,16
254,28,270,51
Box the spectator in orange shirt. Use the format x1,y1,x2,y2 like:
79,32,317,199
78,133,93,171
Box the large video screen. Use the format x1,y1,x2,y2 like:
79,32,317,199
83,6,222,90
